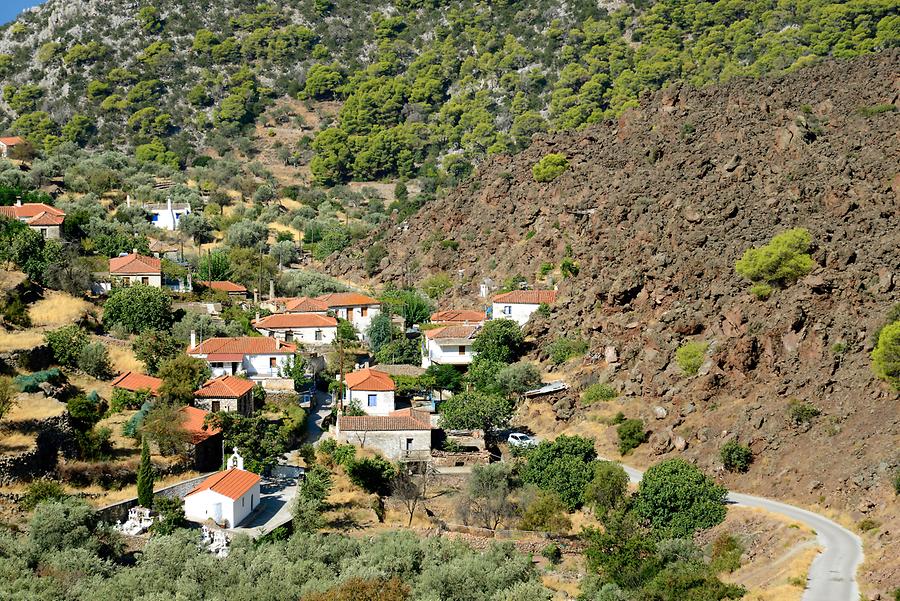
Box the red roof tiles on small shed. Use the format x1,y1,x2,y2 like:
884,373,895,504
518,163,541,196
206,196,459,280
110,371,162,395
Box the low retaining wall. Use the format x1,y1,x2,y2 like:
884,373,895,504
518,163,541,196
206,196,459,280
0,414,77,485
95,472,214,524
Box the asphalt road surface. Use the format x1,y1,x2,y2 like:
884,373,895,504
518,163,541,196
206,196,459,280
615,462,863,600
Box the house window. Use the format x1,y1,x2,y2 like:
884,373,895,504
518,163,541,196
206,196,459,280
40,228,47,238
458,345,466,355
211,401,220,412
141,276,149,285
242,497,245,507
285,332,293,342
314,329,323,341
269,357,277,369
211,362,223,368
360,307,368,317
231,362,239,374
367,394,377,407
405,438,413,450
503,305,512,315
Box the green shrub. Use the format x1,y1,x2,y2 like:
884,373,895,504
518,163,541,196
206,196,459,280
857,518,880,533
519,490,572,534
532,153,569,182
22,479,67,510
675,341,708,376
44,325,88,368
617,419,646,455
856,104,897,117
788,400,820,426
345,456,396,496
735,228,815,287
893,470,900,496
541,543,562,565
547,337,588,366
872,321,900,390
536,303,551,318
720,441,752,473
77,342,112,379
560,257,579,278
749,283,772,300
582,383,617,403
709,534,743,573
150,496,185,535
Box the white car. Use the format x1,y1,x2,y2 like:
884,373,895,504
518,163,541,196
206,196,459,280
508,433,537,448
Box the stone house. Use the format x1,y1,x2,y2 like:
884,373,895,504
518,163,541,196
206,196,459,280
178,406,223,471
111,371,162,397
335,408,432,461
193,375,255,415
0,201,65,239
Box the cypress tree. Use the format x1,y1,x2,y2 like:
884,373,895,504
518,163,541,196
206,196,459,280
137,436,154,507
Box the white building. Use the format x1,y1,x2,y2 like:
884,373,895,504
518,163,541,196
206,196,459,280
0,201,65,239
253,312,337,345
336,409,432,461
421,324,479,368
491,290,557,326
108,253,162,288
316,292,381,334
183,450,261,528
343,367,395,416
188,335,297,381
0,136,25,159
144,197,191,231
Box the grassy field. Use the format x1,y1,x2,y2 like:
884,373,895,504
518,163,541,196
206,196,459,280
28,292,92,327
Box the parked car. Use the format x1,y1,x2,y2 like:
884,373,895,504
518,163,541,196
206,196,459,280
508,432,537,448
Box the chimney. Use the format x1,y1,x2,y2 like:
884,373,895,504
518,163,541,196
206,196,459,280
126,194,131,208
132,248,137,255
275,338,282,350
253,288,259,304
14,198,21,207
190,330,197,349
269,279,275,300
255,311,260,323
166,196,172,211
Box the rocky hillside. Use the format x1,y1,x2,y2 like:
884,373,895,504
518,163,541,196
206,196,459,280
329,51,900,593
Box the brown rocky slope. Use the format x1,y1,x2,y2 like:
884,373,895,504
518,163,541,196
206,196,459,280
327,50,900,593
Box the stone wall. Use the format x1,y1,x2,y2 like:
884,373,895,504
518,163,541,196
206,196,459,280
0,344,53,373
0,413,77,485
94,472,215,524
431,450,490,468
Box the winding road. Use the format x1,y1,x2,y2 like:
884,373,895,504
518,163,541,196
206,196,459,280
614,463,864,601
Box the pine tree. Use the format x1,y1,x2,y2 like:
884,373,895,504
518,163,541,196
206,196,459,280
137,436,154,508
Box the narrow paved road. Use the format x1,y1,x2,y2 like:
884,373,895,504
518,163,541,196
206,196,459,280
614,463,863,601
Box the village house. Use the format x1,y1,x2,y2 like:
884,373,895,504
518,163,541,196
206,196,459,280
194,374,255,415
315,292,381,334
0,201,65,239
187,334,296,381
111,371,162,397
108,253,162,288
198,280,248,299
343,367,396,416
491,289,557,326
421,325,479,368
178,406,223,471
0,136,26,159
252,312,337,345
183,450,260,528
261,296,330,314
144,197,191,231
335,408,432,461
430,310,486,325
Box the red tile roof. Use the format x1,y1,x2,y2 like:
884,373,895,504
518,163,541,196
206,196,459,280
27,211,65,226
431,310,486,324
195,375,255,399
339,411,431,431
178,406,221,444
254,313,337,329
0,136,25,146
316,292,380,307
0,203,65,220
188,337,297,356
185,468,260,501
109,253,161,275
344,367,395,391
282,296,330,312
492,290,557,304
424,325,479,340
110,371,162,395
198,280,247,293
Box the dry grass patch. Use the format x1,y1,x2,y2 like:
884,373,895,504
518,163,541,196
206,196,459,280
0,431,36,455
0,329,44,352
4,393,66,423
82,470,205,507
28,292,92,327
105,341,143,373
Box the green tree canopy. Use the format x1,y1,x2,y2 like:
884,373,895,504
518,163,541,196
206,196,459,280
103,285,172,334
519,435,597,510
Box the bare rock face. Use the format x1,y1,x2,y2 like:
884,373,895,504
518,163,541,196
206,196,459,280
327,52,900,585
